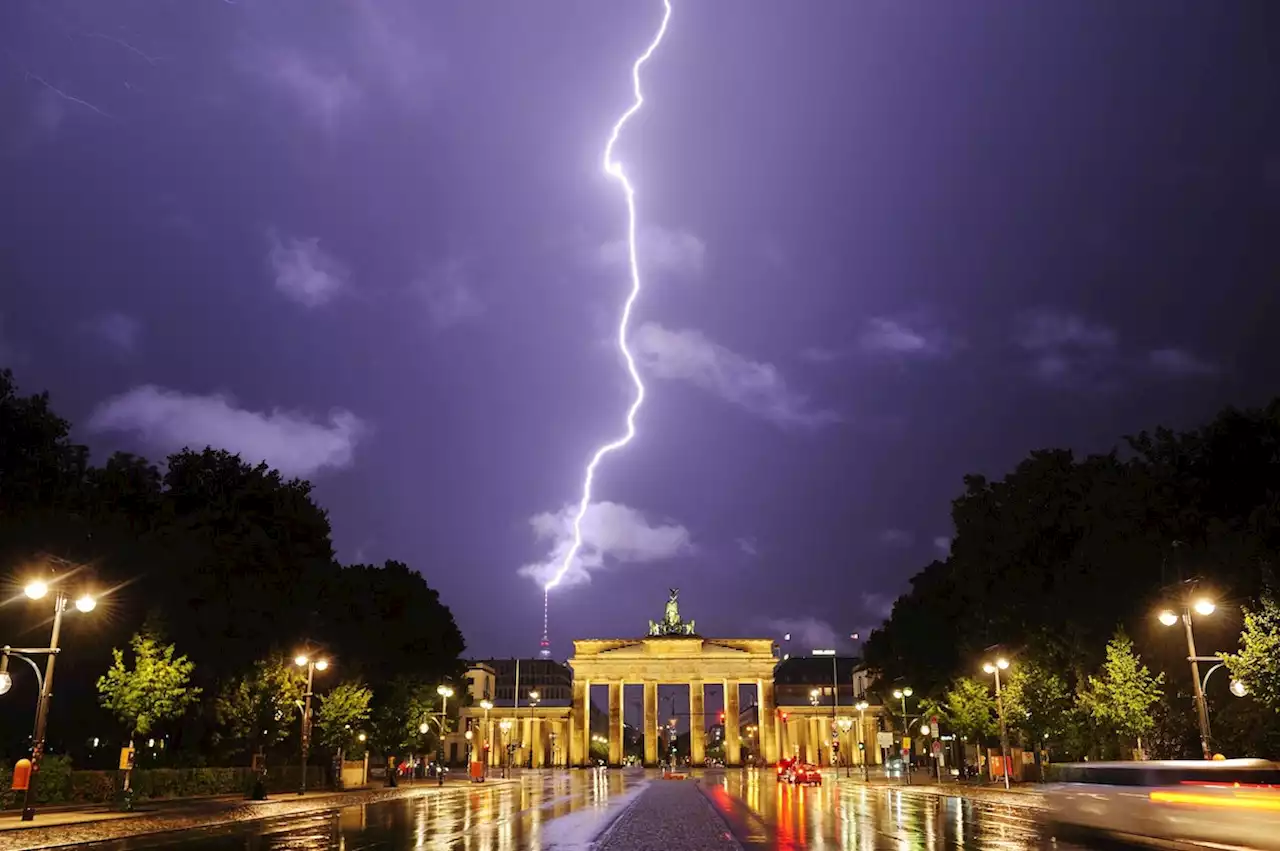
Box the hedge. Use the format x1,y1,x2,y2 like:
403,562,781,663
0,759,327,808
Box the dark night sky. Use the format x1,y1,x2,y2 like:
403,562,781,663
3,1,1278,660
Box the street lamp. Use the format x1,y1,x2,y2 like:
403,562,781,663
294,654,330,794
891,686,912,783
437,684,454,728
837,717,853,777
436,684,455,769
1157,596,1217,759
4,568,98,821
982,658,1011,790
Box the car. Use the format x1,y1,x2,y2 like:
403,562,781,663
789,763,822,786
776,757,796,780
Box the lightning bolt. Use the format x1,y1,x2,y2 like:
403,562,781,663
543,0,674,608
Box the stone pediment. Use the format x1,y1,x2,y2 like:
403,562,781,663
569,636,778,674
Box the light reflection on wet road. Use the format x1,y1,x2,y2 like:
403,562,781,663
90,769,1066,850
703,771,1047,851
95,769,642,851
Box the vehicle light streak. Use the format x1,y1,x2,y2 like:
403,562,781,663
1151,789,1280,811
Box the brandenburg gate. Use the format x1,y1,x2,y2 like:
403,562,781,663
567,589,780,767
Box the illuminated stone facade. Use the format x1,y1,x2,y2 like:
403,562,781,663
449,592,885,768
567,635,781,767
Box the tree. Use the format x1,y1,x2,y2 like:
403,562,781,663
214,654,307,760
0,369,85,514
1001,657,1071,776
370,678,442,758
1078,631,1164,759
155,448,338,680
321,561,467,691
97,630,201,788
943,677,996,742
1224,593,1280,714
315,682,374,765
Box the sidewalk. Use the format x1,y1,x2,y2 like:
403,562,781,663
0,779,510,850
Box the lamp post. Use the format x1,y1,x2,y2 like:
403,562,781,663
294,654,329,794
479,699,493,776
892,687,912,784
526,690,540,768
982,658,1011,790
854,701,870,781
1158,597,1217,760
837,717,853,777
499,718,512,778
436,684,454,768
4,573,97,821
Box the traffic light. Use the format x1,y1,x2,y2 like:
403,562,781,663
831,740,840,753
718,711,725,723
858,742,865,751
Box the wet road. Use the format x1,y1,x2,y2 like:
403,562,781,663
703,771,1047,850
93,770,647,851
88,769,1058,850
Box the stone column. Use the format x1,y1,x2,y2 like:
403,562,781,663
643,680,659,766
571,678,589,766
532,718,544,768
758,678,779,764
487,719,497,766
723,680,741,766
608,681,624,765
808,717,821,765
689,681,706,765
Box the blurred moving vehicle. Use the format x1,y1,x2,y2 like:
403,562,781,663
1045,759,1280,850
788,763,822,786
776,757,796,780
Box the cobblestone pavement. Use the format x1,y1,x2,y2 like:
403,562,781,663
598,780,740,851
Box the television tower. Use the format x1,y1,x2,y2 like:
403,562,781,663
539,588,552,659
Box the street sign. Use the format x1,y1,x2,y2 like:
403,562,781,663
877,731,893,748
931,740,942,756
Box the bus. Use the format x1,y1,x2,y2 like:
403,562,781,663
1045,759,1280,849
